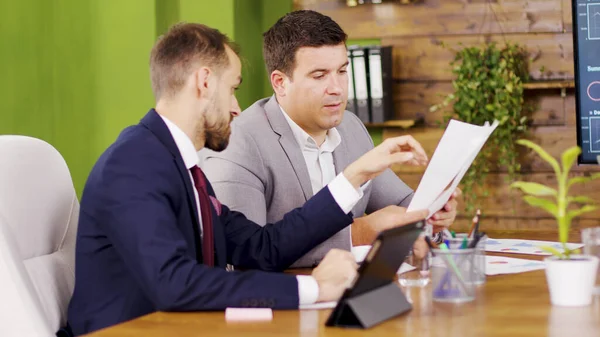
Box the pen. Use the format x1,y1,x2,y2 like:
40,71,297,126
468,231,486,249
467,212,479,238
443,228,453,240
473,209,482,238
460,237,468,249
433,243,470,296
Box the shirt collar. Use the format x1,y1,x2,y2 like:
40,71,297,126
159,114,199,170
279,104,341,152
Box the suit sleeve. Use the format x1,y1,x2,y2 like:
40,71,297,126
201,123,268,225
96,148,299,311
218,180,356,272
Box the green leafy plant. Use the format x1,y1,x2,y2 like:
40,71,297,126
431,42,530,213
511,140,600,259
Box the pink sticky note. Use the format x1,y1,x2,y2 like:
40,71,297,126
225,308,273,322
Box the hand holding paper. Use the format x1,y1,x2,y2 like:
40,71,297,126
427,188,460,232
408,119,499,218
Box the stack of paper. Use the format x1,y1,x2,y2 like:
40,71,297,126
484,238,584,256
407,119,499,218
484,256,546,275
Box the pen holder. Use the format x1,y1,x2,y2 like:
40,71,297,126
431,247,476,303
445,234,487,285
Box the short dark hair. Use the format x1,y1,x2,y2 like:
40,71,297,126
150,22,239,100
263,10,347,77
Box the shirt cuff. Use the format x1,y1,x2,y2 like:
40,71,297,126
297,275,319,305
327,172,365,214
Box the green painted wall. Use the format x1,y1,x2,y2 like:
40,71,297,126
261,0,294,96
234,0,264,110
89,1,156,156
155,0,180,37
1,1,382,197
179,0,235,38
1,0,292,197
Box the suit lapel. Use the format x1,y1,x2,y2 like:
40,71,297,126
332,135,351,176
140,109,204,263
264,96,313,201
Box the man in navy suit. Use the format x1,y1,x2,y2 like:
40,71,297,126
67,22,428,335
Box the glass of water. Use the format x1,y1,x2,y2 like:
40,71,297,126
399,249,431,287
582,227,600,295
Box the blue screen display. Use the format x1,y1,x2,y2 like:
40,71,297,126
573,0,600,164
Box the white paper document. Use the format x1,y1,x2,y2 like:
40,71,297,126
431,255,545,275
484,238,584,256
485,255,546,275
407,119,499,218
299,301,337,310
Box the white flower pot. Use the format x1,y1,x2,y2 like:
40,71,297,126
544,255,599,306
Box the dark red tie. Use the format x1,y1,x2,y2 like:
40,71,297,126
190,166,214,267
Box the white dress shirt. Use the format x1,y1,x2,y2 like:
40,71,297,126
160,114,364,306
280,105,372,239
281,108,342,195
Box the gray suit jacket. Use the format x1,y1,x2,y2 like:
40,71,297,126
201,96,414,267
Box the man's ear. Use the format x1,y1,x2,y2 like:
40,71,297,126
271,70,289,97
194,67,212,98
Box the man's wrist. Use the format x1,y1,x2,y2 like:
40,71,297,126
342,165,365,189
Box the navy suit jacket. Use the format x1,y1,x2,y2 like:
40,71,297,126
67,110,354,335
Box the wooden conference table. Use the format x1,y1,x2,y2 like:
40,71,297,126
86,232,600,337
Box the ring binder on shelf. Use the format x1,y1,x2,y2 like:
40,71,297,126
346,48,357,113
367,46,394,124
349,46,371,123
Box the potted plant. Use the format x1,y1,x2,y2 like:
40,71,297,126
511,139,600,306
431,42,530,213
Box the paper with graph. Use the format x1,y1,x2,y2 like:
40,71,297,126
407,119,499,218
484,238,584,256
430,255,546,275
485,256,546,275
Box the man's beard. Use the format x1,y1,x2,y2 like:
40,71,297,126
200,97,232,152
204,119,230,152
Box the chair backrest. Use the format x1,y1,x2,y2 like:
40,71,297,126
0,135,79,336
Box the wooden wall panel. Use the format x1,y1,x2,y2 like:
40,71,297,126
384,126,600,174
294,0,598,234
449,217,598,237
385,33,574,81
394,82,574,127
295,0,564,38
398,172,600,220
562,0,573,32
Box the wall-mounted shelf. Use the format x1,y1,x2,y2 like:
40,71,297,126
522,80,574,90
522,80,575,97
364,119,416,129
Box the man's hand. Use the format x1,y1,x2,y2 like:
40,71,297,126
351,206,428,245
412,236,429,260
343,136,428,189
429,188,461,233
312,249,358,303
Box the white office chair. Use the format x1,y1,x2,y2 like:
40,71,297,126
0,135,79,336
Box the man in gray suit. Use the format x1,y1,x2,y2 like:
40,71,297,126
202,10,458,268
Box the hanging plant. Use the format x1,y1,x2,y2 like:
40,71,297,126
430,42,530,213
